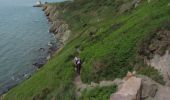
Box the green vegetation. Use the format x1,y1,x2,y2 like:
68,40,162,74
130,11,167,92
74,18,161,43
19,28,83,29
3,0,170,99
138,65,165,85
79,85,117,100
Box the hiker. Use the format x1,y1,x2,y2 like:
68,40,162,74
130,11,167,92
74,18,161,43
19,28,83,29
74,56,82,75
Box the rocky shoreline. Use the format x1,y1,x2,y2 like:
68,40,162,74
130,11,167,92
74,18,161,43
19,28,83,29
32,3,72,69
33,3,71,69
43,4,71,45
0,3,71,96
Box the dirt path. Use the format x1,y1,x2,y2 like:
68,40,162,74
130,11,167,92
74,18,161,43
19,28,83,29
73,75,122,97
74,75,87,97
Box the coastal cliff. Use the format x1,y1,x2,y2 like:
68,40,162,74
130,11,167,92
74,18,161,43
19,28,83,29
43,4,71,45
2,0,170,100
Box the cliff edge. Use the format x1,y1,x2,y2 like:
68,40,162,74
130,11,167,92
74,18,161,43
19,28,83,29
2,0,170,100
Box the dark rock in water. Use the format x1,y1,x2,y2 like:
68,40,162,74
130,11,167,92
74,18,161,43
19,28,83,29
39,48,45,52
33,41,58,69
33,4,43,7
24,73,31,79
0,79,20,96
48,46,58,54
33,58,47,69
47,41,58,54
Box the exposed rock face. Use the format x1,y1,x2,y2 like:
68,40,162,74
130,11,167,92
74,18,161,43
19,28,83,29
33,58,47,69
43,5,58,21
141,29,170,58
119,0,142,13
43,4,71,44
139,27,170,83
140,76,170,100
110,76,142,100
147,51,170,83
141,76,158,99
110,75,170,100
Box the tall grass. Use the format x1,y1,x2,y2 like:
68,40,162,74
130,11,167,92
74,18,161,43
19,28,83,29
3,0,170,99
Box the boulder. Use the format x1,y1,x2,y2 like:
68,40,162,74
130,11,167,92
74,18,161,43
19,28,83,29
110,76,142,100
33,58,47,69
141,77,158,99
109,74,170,100
140,76,170,100
119,0,142,13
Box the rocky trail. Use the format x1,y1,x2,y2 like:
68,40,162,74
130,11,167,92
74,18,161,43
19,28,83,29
74,75,122,97
74,72,170,100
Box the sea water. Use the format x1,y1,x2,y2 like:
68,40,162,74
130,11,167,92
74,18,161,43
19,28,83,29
0,0,63,94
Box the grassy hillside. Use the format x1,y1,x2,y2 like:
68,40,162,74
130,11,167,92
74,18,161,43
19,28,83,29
3,0,170,99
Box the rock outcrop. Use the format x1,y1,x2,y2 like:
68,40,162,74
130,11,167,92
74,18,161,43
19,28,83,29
110,76,142,100
139,26,170,83
140,76,170,100
109,74,170,100
118,0,142,13
43,4,71,44
139,29,170,59
146,51,170,83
